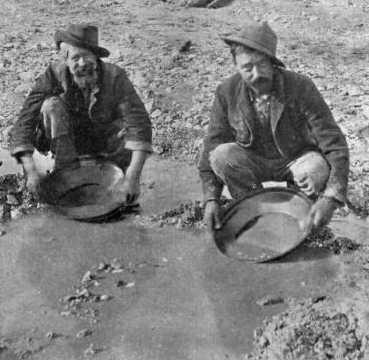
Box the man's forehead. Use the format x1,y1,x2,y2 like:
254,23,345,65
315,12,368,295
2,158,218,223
60,42,95,56
236,50,269,63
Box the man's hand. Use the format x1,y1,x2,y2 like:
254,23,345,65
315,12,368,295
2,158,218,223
21,153,44,194
26,169,45,194
308,196,339,231
120,150,148,205
203,200,222,230
119,177,140,205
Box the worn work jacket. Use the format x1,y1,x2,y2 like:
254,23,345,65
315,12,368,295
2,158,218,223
10,59,152,157
199,67,349,204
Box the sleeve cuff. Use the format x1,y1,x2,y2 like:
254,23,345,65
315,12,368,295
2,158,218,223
125,140,152,153
10,145,35,159
322,187,346,207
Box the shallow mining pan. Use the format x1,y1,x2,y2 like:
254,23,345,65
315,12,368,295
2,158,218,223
212,187,313,262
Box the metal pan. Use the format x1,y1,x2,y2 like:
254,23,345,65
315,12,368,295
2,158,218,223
39,157,126,221
211,187,313,262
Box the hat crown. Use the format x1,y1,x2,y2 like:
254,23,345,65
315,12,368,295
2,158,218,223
239,21,277,56
64,24,99,46
221,20,284,67
54,24,110,58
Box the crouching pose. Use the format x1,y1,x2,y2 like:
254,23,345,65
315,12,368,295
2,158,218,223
199,20,349,231
10,24,152,204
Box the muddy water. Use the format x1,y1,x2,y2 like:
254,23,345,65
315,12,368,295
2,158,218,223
0,210,344,360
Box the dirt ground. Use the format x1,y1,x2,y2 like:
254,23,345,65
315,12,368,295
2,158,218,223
1,0,369,359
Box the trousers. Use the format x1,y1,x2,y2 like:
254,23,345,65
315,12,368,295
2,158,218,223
209,142,330,199
38,97,131,171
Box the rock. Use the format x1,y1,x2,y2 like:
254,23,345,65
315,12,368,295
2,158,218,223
97,262,108,272
178,40,192,53
76,329,93,338
6,194,19,206
0,230,6,236
83,343,105,356
45,331,58,339
256,295,284,307
111,258,124,270
151,109,162,118
81,271,93,284
116,280,127,287
99,294,111,301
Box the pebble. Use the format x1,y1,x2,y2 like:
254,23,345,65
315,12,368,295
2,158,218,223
256,295,284,307
83,343,105,356
76,329,93,338
81,271,93,284
178,40,192,53
97,262,108,272
116,280,127,287
151,109,162,118
45,331,58,339
6,194,19,206
99,294,111,301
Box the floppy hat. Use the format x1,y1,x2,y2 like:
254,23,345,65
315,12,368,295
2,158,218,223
222,20,285,68
40,157,127,221
54,24,110,58
211,187,313,262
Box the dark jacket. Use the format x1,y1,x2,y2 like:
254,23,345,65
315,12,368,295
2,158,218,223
10,59,152,157
199,68,349,204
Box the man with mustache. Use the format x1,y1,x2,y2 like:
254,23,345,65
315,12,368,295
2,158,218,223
10,24,152,205
199,20,349,232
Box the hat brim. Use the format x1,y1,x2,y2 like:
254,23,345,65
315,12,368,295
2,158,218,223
55,30,110,58
222,36,285,68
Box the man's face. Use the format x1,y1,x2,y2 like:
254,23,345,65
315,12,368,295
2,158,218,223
62,44,98,89
65,46,97,76
235,51,274,95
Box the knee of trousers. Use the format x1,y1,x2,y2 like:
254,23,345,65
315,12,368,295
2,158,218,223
209,143,238,177
41,97,68,118
40,97,71,138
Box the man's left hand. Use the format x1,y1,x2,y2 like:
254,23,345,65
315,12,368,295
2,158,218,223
308,196,338,231
119,177,140,205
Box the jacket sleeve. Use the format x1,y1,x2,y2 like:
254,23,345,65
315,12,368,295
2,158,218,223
10,65,57,159
115,69,152,152
198,85,235,203
302,78,349,204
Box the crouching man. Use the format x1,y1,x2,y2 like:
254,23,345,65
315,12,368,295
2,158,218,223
199,20,349,231
10,24,152,204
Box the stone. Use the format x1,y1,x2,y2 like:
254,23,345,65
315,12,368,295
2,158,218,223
6,194,19,206
81,271,93,284
76,329,93,338
256,295,284,307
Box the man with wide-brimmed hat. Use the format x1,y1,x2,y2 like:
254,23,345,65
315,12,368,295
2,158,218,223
199,20,349,231
10,24,152,204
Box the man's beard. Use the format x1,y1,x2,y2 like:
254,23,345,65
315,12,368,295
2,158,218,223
73,67,98,91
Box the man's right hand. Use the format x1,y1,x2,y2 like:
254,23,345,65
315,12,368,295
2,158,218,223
20,153,43,194
26,169,44,194
203,200,222,230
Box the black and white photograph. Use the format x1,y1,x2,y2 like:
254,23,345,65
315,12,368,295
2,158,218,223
1,0,369,359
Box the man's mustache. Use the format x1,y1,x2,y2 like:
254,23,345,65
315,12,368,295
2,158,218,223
74,66,95,77
250,77,271,86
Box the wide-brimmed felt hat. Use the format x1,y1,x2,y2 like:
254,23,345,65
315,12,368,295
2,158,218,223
54,24,110,58
222,20,285,68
